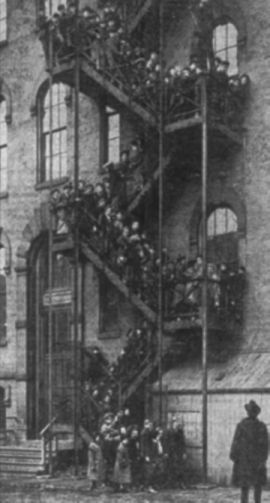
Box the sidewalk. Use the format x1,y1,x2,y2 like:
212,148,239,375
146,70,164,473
1,477,270,503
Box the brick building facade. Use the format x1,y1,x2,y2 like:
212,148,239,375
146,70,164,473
0,0,269,484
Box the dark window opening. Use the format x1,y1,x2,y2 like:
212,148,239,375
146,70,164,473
99,274,120,337
0,98,7,192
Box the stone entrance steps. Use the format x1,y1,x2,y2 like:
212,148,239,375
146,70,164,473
0,440,45,476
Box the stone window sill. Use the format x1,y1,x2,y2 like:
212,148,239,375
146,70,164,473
35,177,69,191
99,330,121,340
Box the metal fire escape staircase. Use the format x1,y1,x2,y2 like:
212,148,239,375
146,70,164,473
42,0,248,417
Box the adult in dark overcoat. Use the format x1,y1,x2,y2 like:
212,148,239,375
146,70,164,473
140,419,157,492
163,417,186,488
230,400,268,503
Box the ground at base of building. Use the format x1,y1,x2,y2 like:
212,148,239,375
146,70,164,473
1,477,270,503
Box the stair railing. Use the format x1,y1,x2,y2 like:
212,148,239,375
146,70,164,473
40,415,58,470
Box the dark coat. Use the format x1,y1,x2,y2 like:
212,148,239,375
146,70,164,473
87,441,104,483
113,441,131,485
230,417,268,487
140,428,156,461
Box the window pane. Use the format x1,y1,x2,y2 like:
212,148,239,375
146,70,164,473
107,111,120,163
0,100,6,145
0,146,7,191
226,208,238,232
0,0,7,42
0,248,5,271
227,46,238,75
53,130,60,155
208,208,238,237
52,155,60,179
207,213,215,236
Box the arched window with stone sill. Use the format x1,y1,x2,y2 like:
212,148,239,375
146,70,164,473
37,82,68,184
190,186,246,265
213,20,238,75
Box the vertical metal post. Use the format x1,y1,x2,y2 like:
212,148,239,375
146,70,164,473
47,11,54,477
201,74,208,483
73,0,80,477
157,0,164,427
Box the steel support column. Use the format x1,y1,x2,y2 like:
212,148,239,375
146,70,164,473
73,0,80,476
201,74,208,483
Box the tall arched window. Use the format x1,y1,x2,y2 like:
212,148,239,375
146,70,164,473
28,240,74,434
213,22,238,75
206,207,238,264
0,98,7,192
38,82,67,183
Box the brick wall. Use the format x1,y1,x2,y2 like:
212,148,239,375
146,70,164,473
152,391,270,485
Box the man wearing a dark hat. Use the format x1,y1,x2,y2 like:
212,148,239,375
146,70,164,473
230,400,268,503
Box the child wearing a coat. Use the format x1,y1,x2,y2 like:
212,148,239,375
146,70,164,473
113,431,131,492
87,435,104,491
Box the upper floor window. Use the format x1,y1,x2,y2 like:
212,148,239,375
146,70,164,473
213,22,238,75
99,274,120,337
208,207,237,237
0,246,7,345
105,106,120,163
38,82,67,183
44,0,67,16
0,0,7,43
206,207,238,264
0,98,7,193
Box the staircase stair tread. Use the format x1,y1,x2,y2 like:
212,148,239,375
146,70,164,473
0,458,43,465
0,445,41,454
0,451,42,457
0,464,44,473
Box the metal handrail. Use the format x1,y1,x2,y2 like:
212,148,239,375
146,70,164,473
39,415,57,438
